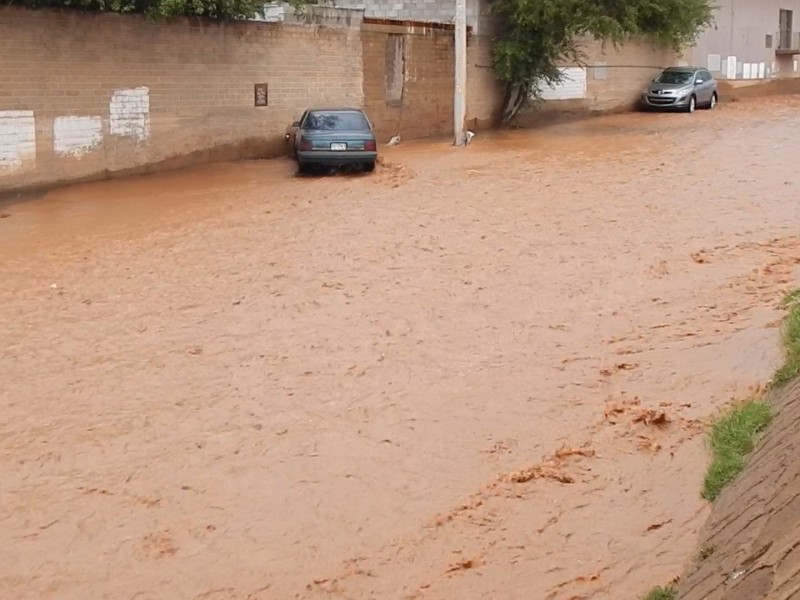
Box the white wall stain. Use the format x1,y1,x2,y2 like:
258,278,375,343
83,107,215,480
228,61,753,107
109,87,150,141
54,116,103,157
726,56,737,79
0,110,36,171
539,67,587,101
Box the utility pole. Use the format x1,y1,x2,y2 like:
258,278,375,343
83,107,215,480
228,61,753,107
454,0,467,146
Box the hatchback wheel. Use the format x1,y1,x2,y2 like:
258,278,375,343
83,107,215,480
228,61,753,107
363,161,376,173
687,95,697,113
298,161,312,175
708,92,718,110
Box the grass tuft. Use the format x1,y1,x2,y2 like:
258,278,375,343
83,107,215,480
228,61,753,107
781,288,800,308
697,545,716,561
772,289,800,389
701,400,772,501
699,290,797,501
642,586,677,600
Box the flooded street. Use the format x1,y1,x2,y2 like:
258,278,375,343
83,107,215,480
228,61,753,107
2,98,800,600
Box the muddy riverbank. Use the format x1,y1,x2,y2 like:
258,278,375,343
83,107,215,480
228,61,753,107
677,380,800,600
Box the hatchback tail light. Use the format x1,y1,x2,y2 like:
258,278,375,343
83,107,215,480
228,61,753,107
364,140,377,151
299,137,313,151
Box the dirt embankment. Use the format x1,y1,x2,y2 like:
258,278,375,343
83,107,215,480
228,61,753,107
717,78,800,101
677,380,800,600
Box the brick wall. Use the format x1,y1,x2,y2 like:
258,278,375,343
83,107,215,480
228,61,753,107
0,7,367,192
0,7,502,192
362,27,452,141
466,36,505,129
517,38,682,125
0,6,676,193
360,24,502,141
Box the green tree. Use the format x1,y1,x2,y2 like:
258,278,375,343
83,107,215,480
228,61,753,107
491,0,715,124
2,0,311,20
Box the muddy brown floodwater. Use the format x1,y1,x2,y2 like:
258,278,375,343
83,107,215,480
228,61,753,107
2,97,800,600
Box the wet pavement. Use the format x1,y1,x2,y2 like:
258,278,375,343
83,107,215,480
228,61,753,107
2,97,800,600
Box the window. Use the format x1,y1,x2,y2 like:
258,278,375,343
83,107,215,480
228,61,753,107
780,9,794,49
654,70,695,84
303,111,370,131
766,34,774,49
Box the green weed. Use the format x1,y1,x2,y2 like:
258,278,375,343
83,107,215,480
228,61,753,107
772,289,800,388
642,586,677,600
701,400,772,501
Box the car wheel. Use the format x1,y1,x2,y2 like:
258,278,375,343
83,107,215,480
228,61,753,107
687,95,697,113
708,92,718,110
363,161,376,173
298,162,311,175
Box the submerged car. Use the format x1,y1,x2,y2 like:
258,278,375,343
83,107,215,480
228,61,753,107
640,67,718,113
285,108,378,174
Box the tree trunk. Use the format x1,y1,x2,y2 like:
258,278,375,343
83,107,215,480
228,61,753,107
500,82,529,126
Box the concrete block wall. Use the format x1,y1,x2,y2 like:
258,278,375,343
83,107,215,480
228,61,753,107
331,0,488,32
0,7,503,192
517,37,682,125
0,5,680,192
355,24,501,141
361,27,455,141
466,36,505,129
582,39,682,110
0,7,366,192
333,0,458,23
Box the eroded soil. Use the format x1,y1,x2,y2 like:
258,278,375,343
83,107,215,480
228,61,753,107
2,97,800,600
678,380,800,600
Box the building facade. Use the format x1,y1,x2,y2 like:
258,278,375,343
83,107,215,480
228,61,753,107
690,0,800,80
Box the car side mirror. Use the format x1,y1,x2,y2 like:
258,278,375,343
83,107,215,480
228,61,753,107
695,79,703,85
291,121,300,128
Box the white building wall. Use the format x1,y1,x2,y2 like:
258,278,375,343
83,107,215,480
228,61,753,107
691,0,800,79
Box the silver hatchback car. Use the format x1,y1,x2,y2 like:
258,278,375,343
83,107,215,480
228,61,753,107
641,67,719,113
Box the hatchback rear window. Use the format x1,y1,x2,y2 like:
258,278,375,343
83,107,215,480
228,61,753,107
654,70,695,85
304,111,370,131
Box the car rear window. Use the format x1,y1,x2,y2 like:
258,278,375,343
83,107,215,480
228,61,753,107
304,111,370,131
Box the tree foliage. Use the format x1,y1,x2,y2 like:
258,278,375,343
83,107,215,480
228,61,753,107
491,0,715,124
2,0,310,20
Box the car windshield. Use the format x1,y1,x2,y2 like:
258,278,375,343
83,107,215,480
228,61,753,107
303,111,370,131
654,70,695,85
